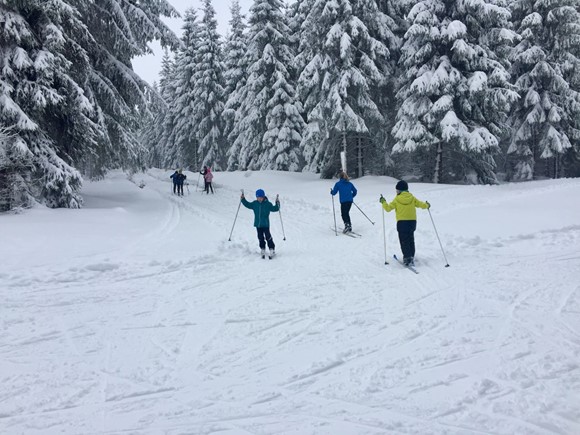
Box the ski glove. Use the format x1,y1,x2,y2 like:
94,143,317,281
426,201,430,209
379,197,386,204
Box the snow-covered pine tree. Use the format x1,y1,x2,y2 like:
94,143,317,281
297,0,396,176
190,0,226,170
1,3,88,208
229,0,304,170
0,1,179,208
223,0,247,162
0,126,33,211
392,0,518,184
139,82,165,169
171,8,203,170
156,51,181,169
508,0,580,180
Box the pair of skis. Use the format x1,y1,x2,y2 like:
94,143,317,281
330,227,362,238
392,254,419,274
329,227,418,273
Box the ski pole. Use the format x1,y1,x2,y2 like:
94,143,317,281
186,182,190,195
353,202,375,225
427,206,450,267
380,194,388,265
228,189,244,241
331,191,338,236
276,194,286,241
196,172,201,192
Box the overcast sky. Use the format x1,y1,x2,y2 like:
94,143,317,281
133,0,252,85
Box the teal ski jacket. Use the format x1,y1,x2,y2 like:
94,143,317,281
241,197,279,228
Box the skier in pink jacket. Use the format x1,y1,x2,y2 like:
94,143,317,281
201,166,214,194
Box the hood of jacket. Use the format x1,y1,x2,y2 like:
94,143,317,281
395,191,414,205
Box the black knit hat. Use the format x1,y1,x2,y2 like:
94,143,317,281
395,180,408,191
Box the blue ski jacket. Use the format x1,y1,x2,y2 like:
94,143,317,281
331,179,357,203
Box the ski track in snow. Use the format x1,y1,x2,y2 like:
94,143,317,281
1,170,579,434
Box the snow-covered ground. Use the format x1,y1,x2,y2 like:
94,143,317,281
1,169,580,434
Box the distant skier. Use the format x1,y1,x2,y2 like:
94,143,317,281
241,189,280,259
170,170,179,195
170,169,187,196
380,180,430,267
330,170,357,233
200,166,214,194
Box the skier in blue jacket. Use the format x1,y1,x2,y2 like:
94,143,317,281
330,171,357,233
241,189,280,258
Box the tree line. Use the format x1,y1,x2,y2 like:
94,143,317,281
1,0,579,211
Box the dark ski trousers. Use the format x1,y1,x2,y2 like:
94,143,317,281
397,220,417,260
173,183,178,194
176,184,184,195
204,181,214,194
340,201,352,227
257,227,275,250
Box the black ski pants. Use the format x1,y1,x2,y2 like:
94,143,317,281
204,181,214,194
397,220,417,260
340,201,352,227
176,183,184,195
257,227,275,250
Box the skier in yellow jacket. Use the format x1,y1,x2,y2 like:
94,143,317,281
380,180,430,266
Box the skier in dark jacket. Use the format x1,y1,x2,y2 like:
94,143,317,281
170,169,187,196
330,171,357,233
380,180,430,266
241,189,280,258
170,170,179,195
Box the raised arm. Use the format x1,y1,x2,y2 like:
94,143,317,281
270,197,280,212
241,197,253,209
380,196,395,212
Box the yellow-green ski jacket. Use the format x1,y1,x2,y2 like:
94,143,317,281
382,191,428,221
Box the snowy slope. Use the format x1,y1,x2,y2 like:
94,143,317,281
1,170,579,435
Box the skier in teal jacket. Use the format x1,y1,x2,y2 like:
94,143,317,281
241,189,280,258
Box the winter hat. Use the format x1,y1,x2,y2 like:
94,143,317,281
255,189,265,198
395,180,408,191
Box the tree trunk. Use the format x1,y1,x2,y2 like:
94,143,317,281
433,142,442,183
357,137,363,178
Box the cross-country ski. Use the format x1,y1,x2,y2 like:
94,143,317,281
393,254,419,274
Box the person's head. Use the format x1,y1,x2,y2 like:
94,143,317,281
178,169,183,174
395,180,408,193
338,170,349,180
203,165,207,169
256,189,265,201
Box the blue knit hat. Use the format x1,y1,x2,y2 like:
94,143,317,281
255,189,265,198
